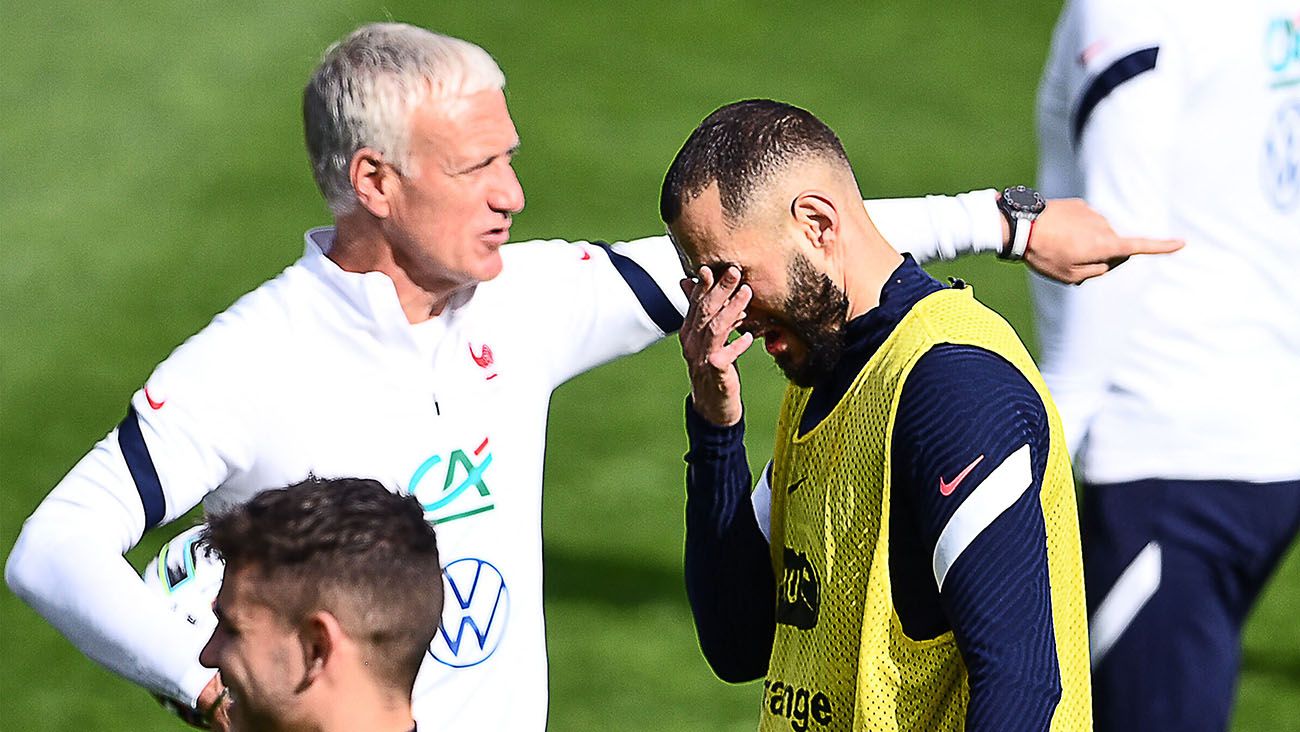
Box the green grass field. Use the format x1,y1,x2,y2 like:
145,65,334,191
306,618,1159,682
2,1,1297,729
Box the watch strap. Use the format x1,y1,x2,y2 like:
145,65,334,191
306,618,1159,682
1006,216,1032,260
996,186,1043,261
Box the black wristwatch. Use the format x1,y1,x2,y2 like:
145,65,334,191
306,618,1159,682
996,185,1046,261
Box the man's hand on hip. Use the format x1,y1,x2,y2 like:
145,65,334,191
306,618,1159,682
679,266,753,427
197,673,232,731
1025,198,1183,284
155,673,231,731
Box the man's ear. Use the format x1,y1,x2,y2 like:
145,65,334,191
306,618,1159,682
350,149,396,218
296,611,343,692
790,191,840,252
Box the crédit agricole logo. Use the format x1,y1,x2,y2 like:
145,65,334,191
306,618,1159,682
410,437,495,525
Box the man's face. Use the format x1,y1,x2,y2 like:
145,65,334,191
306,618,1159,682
382,88,524,293
669,185,848,387
200,566,306,732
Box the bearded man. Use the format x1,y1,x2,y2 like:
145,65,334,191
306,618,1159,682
666,100,1091,731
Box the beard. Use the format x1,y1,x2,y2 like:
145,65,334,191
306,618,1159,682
775,253,849,388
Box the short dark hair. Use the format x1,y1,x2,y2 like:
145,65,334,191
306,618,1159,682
660,99,852,225
203,477,441,693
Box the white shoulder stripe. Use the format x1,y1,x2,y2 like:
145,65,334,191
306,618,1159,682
752,461,773,544
932,444,1033,591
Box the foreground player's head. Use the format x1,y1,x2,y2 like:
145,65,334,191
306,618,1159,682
199,477,442,732
305,22,524,292
661,99,894,386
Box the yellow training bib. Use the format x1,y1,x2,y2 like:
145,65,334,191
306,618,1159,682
760,287,1090,732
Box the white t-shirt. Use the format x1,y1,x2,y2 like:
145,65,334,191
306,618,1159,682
1033,0,1300,483
6,193,1006,730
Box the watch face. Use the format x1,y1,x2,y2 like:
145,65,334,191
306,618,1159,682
1005,185,1046,213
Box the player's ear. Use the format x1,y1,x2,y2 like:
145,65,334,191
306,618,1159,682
790,191,839,253
350,148,396,218
297,610,341,691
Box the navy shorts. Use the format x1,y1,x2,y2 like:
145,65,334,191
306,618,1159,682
1081,478,1300,732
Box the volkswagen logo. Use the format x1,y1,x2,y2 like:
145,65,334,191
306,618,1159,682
1262,101,1300,212
430,557,510,668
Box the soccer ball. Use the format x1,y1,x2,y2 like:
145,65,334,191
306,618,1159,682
141,524,224,646
141,525,226,727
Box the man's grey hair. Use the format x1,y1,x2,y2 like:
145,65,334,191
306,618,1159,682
304,23,506,215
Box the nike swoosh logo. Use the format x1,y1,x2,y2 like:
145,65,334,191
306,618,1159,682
939,454,984,496
144,387,165,410
787,477,808,494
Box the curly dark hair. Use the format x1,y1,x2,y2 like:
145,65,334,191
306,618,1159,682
203,477,441,693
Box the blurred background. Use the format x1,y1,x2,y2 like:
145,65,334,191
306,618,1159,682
2,1,1297,729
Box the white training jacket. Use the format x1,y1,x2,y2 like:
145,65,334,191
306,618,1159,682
1033,0,1300,484
7,192,1005,731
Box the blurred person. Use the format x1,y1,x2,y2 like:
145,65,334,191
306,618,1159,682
666,100,1090,731
1032,1,1300,729
198,476,441,732
5,21,1168,731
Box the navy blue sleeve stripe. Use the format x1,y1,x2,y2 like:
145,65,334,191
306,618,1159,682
1072,46,1159,145
592,241,683,334
118,406,166,531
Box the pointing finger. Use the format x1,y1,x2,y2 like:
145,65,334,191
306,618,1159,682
1112,237,1185,257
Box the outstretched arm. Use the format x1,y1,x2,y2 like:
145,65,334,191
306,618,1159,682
866,191,1180,283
